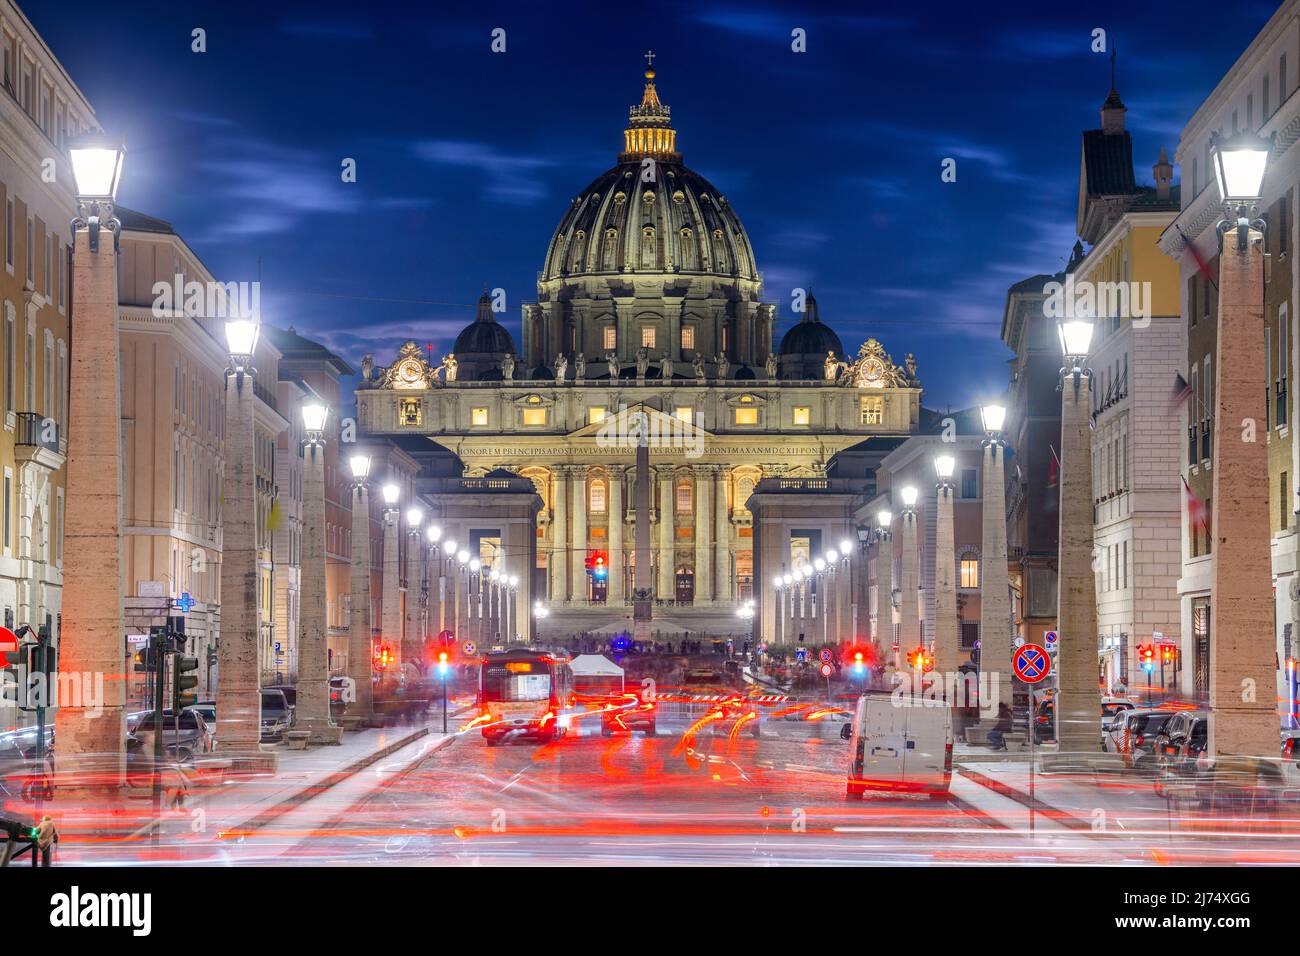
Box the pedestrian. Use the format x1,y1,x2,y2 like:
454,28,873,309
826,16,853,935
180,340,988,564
987,702,1012,752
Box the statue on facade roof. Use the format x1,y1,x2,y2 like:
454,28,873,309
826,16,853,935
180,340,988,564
606,351,620,379
554,353,568,382
765,353,777,380
715,353,730,380
361,353,374,383
693,353,706,383
635,347,650,379
661,354,674,379
502,353,515,381
574,352,586,381
442,354,458,383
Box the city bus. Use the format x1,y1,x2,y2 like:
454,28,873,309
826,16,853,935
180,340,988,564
478,649,575,745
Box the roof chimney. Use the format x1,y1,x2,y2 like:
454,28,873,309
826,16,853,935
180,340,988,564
1153,146,1173,200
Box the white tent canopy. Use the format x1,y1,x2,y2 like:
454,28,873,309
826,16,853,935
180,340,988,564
569,654,625,677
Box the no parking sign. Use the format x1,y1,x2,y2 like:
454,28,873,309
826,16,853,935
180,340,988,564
1013,644,1050,684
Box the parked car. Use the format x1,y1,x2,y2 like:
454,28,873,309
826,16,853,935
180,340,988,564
260,688,294,742
1036,696,1137,743
132,708,214,762
1104,708,1174,769
1152,712,1207,796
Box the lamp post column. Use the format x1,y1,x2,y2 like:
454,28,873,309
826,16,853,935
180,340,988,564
695,466,713,604
347,477,374,720
380,502,402,676
933,462,960,679
298,431,338,743
57,201,127,770
899,493,921,662
550,467,568,603
1056,330,1101,754
608,467,625,605
570,472,588,604
980,419,1014,716
1210,218,1280,756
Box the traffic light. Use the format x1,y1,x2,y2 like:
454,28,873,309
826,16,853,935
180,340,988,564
852,650,865,674
1139,644,1155,673
437,650,450,678
585,550,608,580
905,648,933,673
173,653,200,710
373,643,394,672
1160,644,1175,664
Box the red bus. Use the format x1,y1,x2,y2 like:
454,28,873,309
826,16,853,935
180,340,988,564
478,649,574,745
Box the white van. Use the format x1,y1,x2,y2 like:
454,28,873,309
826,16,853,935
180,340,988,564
846,693,953,798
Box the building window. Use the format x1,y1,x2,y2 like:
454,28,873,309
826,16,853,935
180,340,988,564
470,406,488,426
676,480,692,513
681,326,695,350
4,303,13,415
734,407,758,425
1283,471,1291,531
792,406,810,425
25,218,31,285
4,199,11,269
2,467,9,555
587,406,606,424
641,327,656,349
860,396,883,425
398,398,421,426
589,478,606,514
602,326,616,351
522,408,547,427
674,406,693,423
959,554,979,589
961,468,977,499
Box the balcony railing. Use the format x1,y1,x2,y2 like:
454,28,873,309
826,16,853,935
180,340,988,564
1201,419,1211,461
1187,425,1197,466
14,411,59,453
1277,382,1288,427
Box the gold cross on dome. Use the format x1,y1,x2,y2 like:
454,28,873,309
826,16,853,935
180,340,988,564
644,50,655,68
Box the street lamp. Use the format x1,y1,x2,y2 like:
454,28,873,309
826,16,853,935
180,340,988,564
900,486,918,512
68,132,125,252
426,524,442,545
1211,130,1273,252
979,402,1014,720
407,507,423,531
349,454,371,484
979,403,1007,438
933,454,958,676
297,401,336,740
224,319,261,376
347,451,375,719
897,487,920,669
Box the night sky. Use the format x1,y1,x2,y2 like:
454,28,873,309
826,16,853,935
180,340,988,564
25,0,1282,410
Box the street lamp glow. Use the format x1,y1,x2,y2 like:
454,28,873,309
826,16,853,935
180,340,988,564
1210,129,1272,204
349,454,371,480
68,132,125,202
813,557,826,572
1057,318,1094,361
876,509,892,528
406,507,422,528
457,550,469,564
381,483,399,505
839,538,852,555
934,454,956,480
301,402,328,434
469,558,481,572
980,403,1007,435
825,548,839,563
508,575,518,587
901,486,919,508
490,568,500,581
426,524,442,543
224,318,260,366
443,539,457,555
773,575,784,589
782,573,793,586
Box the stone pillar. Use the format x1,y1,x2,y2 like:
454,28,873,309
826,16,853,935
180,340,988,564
933,482,959,677
570,469,588,604
774,589,784,645
1210,229,1280,757
403,530,421,667
56,217,127,772
1057,367,1101,753
381,510,402,671
550,467,568,603
714,469,730,602
899,510,921,654
694,467,713,603
298,442,339,743
981,441,1014,713
657,467,674,599
608,467,625,604
347,483,374,718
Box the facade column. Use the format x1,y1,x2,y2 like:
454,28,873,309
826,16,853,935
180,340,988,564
570,469,588,604
298,441,338,742
933,480,959,677
381,509,401,672
608,467,625,604
550,467,568,603
694,466,713,603
57,216,128,770
826,565,840,645
657,466,674,599
981,441,1014,713
1057,363,1101,753
714,468,730,602
1210,227,1280,756
403,530,421,667
347,482,374,719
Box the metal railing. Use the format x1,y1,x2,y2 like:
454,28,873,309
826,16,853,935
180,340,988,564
14,412,58,452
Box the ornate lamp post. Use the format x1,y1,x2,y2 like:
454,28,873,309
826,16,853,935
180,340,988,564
379,483,402,679
469,557,483,647
507,575,520,643
297,403,340,743
772,574,785,648
978,404,1014,719
1206,130,1280,756
933,455,959,679
346,454,375,722
426,523,443,635
1056,316,1101,755
58,134,129,773
874,510,893,668
898,486,921,670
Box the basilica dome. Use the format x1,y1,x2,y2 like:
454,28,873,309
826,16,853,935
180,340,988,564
454,291,516,355
779,291,843,357
540,65,758,283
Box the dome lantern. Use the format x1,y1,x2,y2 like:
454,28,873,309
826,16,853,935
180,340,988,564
619,51,681,163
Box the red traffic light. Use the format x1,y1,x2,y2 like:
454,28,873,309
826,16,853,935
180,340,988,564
373,643,395,671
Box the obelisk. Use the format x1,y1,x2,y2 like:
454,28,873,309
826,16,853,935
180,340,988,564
632,413,653,642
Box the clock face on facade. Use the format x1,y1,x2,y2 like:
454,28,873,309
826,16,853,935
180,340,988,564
863,358,885,382
395,359,425,388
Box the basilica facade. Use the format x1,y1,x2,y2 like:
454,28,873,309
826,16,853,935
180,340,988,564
355,62,926,639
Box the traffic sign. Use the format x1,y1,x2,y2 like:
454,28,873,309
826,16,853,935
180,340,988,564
1013,644,1050,684
818,648,833,664
0,625,18,658
462,640,477,656
1044,629,1058,647
819,662,833,678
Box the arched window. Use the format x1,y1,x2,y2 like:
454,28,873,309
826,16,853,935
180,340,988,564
737,475,755,513
640,226,656,269
570,230,586,271
676,480,692,514
589,478,607,514
601,229,618,270
959,551,980,589
679,227,697,270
